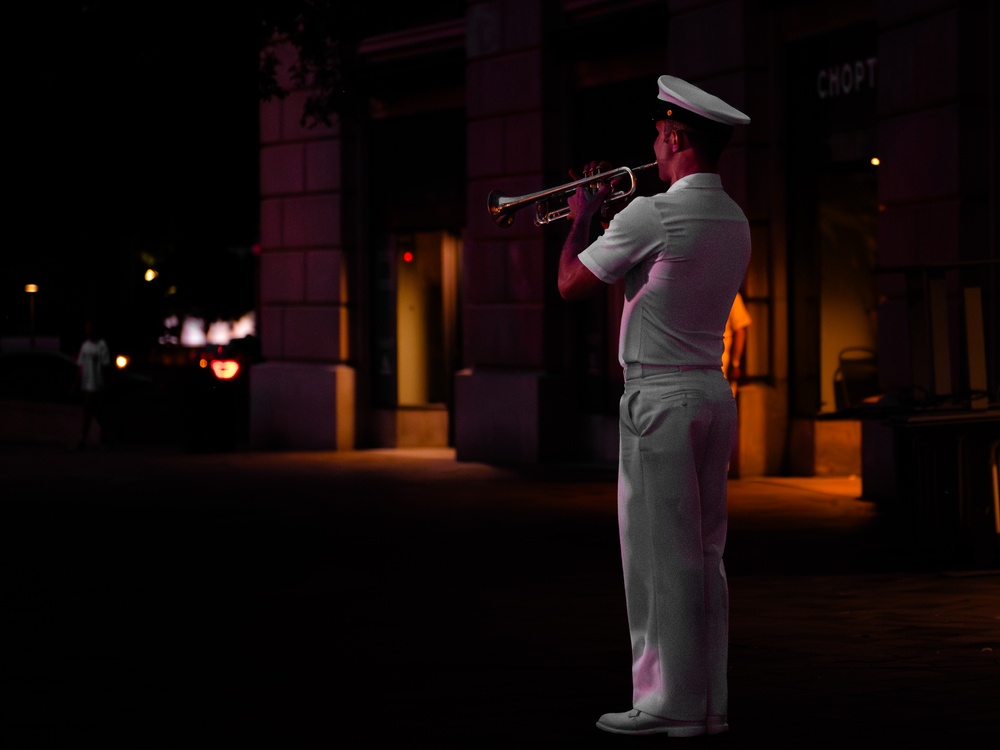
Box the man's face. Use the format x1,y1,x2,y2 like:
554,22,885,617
653,120,674,178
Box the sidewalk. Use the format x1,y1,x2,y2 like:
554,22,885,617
3,443,998,747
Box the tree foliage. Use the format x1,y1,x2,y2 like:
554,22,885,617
258,0,358,128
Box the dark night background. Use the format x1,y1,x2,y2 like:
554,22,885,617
4,2,262,357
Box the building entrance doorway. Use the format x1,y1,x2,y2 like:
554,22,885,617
788,22,880,416
372,231,461,447
396,231,461,408
816,166,879,413
786,21,879,474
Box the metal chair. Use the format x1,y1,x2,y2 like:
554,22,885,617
833,347,879,410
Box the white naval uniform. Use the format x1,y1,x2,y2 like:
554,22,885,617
579,173,751,721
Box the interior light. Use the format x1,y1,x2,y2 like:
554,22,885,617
115,355,129,369
145,268,159,281
870,157,880,166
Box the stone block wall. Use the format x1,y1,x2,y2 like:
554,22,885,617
457,0,553,462
250,50,354,450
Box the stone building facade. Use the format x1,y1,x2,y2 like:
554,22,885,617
250,0,997,522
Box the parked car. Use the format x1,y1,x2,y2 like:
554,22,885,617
0,349,81,404
175,335,259,452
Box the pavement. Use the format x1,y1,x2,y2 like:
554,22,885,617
2,436,998,748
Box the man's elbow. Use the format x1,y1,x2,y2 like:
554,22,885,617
559,273,601,301
558,278,580,300
558,270,585,300
558,253,605,300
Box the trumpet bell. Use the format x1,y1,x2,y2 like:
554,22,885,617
487,190,516,228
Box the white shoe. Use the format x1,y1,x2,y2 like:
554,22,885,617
708,715,729,734
596,709,706,737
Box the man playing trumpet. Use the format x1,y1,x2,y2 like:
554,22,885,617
557,75,751,738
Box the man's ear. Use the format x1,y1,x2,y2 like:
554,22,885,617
673,128,694,153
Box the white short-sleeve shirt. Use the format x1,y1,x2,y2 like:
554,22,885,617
78,338,110,393
578,173,751,369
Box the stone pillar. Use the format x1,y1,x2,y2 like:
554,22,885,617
250,42,354,450
457,1,566,463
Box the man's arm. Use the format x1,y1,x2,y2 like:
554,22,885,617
729,326,746,380
558,182,611,301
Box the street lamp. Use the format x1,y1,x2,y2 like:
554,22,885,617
25,284,38,348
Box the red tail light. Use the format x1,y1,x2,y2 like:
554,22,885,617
210,359,240,380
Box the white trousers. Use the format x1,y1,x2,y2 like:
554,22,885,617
618,367,735,720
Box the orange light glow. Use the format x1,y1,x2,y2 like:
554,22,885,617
210,359,240,380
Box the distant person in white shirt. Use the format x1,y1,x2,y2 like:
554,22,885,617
76,319,110,448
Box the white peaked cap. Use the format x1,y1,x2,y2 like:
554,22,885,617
656,75,750,126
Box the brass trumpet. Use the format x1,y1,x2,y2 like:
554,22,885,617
488,162,657,227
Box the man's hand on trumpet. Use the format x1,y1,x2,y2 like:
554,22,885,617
567,160,621,228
